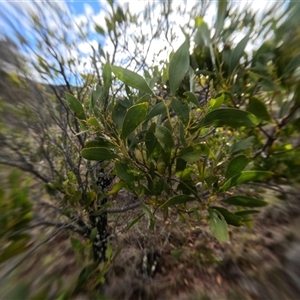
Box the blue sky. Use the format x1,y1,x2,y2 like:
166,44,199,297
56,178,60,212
0,0,106,84
0,0,101,13
67,0,102,16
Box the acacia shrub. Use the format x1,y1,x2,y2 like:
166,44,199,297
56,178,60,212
0,0,300,297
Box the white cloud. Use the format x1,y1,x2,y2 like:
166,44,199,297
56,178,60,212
78,40,99,55
84,3,94,16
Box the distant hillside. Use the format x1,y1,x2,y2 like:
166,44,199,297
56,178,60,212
0,68,71,129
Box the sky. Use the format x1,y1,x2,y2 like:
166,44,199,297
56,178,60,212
0,0,286,85
67,0,101,15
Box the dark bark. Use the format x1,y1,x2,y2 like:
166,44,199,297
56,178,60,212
89,162,115,264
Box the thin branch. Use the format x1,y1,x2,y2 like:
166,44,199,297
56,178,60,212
244,182,299,195
0,160,50,183
106,202,141,214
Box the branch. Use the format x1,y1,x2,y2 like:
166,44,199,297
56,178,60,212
106,202,141,214
254,125,277,159
0,160,50,183
244,182,299,195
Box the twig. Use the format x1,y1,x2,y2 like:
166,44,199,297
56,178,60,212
245,182,299,195
106,202,141,214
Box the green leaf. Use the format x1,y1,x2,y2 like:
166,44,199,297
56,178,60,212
208,209,229,242
210,93,225,110
141,202,154,219
121,102,148,139
176,158,187,173
90,85,102,114
107,180,127,195
169,39,190,95
145,175,158,195
145,77,157,89
111,65,152,94
6,283,30,300
118,98,132,109
87,117,101,128
161,194,195,208
65,93,86,120
141,203,155,230
178,143,208,164
112,101,126,129
154,125,174,151
284,54,300,74
106,243,112,260
146,102,166,121
234,210,260,227
195,17,211,46
230,136,255,154
171,249,183,260
81,147,119,161
71,237,85,257
222,196,268,207
215,0,228,38
124,214,144,232
234,210,260,216
179,145,202,163
229,34,249,74
247,97,271,122
0,239,31,264
211,206,242,227
179,121,187,147
128,130,147,151
225,155,249,179
184,91,200,107
78,120,88,133
76,264,97,288
145,123,157,158
136,93,151,104
171,98,190,125
223,50,232,71
38,55,50,73
95,25,105,35
261,78,277,92
85,138,116,149
222,171,273,191
90,203,111,216
115,162,134,184
156,157,167,175
102,63,111,99
189,66,195,92
177,178,197,195
293,82,300,106
198,108,259,128
87,139,113,150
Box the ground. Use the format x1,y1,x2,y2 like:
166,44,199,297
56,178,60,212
103,184,300,300
0,181,300,300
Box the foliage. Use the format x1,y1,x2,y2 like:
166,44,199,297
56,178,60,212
0,170,33,264
0,0,300,298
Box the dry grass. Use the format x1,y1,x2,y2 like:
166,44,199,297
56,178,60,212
99,184,300,300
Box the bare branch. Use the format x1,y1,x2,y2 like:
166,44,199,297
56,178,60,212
106,202,141,214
